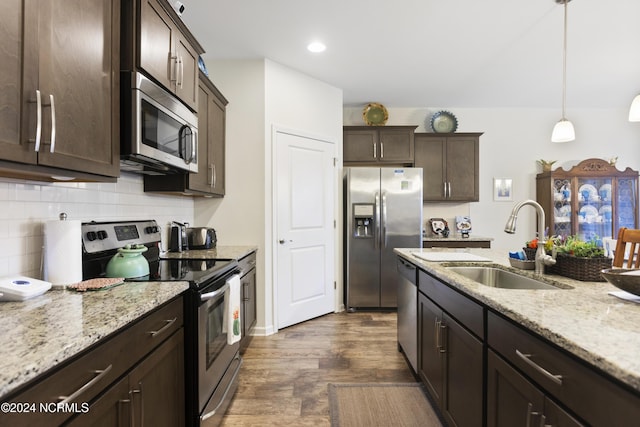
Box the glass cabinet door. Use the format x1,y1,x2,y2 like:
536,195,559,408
617,178,638,232
576,177,613,241
552,178,573,238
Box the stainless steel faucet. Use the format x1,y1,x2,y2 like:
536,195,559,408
504,200,556,274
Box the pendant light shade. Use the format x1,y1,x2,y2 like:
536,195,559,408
552,0,575,143
629,95,640,122
551,119,576,143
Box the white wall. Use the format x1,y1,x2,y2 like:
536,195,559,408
0,173,193,278
344,106,640,249
195,59,343,335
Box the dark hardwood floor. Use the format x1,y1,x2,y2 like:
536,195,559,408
220,311,418,426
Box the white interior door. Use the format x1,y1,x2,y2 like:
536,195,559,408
275,130,335,329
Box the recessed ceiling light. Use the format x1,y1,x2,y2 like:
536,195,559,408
307,42,326,53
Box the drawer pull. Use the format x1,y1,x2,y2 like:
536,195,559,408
516,349,563,385
147,317,177,337
58,364,113,403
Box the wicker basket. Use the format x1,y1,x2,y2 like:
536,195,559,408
546,253,611,282
522,247,537,260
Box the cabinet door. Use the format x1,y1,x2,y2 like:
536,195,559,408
418,292,444,405
208,88,226,195
188,82,212,193
544,398,585,427
343,129,377,162
378,128,413,163
174,35,198,111
415,135,446,201
445,136,479,201
34,0,119,177
0,0,37,165
139,0,174,91
242,268,257,337
65,376,132,427
442,312,483,427
128,330,185,427
487,349,545,427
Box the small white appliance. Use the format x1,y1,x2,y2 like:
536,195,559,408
0,276,52,301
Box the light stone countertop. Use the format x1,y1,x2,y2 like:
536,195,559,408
161,245,257,261
395,247,640,393
0,281,189,398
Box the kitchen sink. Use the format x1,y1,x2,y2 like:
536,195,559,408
446,266,567,290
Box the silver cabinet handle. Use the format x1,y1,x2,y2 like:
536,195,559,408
32,90,42,151
208,164,214,186
443,182,447,198
171,56,178,83
516,349,563,385
130,382,144,427
49,94,56,153
178,56,184,89
146,317,177,337
212,161,217,189
448,182,452,198
380,142,384,158
439,322,447,353
373,142,376,159
58,364,113,403
118,398,131,426
434,318,440,351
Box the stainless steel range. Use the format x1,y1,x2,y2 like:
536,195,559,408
81,220,242,427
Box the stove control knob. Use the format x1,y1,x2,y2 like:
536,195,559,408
86,231,97,241
97,230,108,240
145,226,158,234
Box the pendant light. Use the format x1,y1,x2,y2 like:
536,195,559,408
629,94,640,122
551,0,575,143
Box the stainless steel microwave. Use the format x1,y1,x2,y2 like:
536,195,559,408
120,72,198,174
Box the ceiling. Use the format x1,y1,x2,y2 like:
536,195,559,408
180,0,640,109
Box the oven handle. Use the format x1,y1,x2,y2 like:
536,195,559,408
200,282,229,302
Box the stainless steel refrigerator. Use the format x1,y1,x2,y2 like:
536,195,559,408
344,167,423,309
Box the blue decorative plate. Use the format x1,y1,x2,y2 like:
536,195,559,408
430,111,458,133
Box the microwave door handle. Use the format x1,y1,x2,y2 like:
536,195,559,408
190,129,196,163
178,125,192,163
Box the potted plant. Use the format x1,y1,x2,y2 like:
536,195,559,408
548,235,611,281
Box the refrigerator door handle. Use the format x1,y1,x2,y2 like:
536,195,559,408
374,191,381,249
381,191,388,248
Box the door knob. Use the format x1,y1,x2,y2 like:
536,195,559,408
279,239,292,244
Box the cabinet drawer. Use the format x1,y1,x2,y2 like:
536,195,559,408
418,270,484,339
0,297,183,427
488,311,640,427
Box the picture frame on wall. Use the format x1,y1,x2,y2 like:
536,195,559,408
494,177,513,201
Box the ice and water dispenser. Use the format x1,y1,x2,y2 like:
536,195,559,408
352,203,374,238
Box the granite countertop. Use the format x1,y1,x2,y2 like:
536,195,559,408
161,245,257,260
395,247,640,393
0,281,189,398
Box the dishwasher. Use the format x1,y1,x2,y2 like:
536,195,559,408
397,257,418,373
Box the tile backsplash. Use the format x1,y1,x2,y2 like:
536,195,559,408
0,173,194,279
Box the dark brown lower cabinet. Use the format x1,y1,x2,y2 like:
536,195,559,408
487,349,583,427
418,292,483,427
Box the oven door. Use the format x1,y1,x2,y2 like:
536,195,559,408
197,280,240,418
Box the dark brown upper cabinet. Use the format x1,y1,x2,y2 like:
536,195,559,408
122,0,203,112
343,126,416,165
414,133,482,202
0,0,120,181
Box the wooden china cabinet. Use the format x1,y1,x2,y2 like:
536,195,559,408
536,158,639,240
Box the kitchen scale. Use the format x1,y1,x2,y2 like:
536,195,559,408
0,276,52,301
